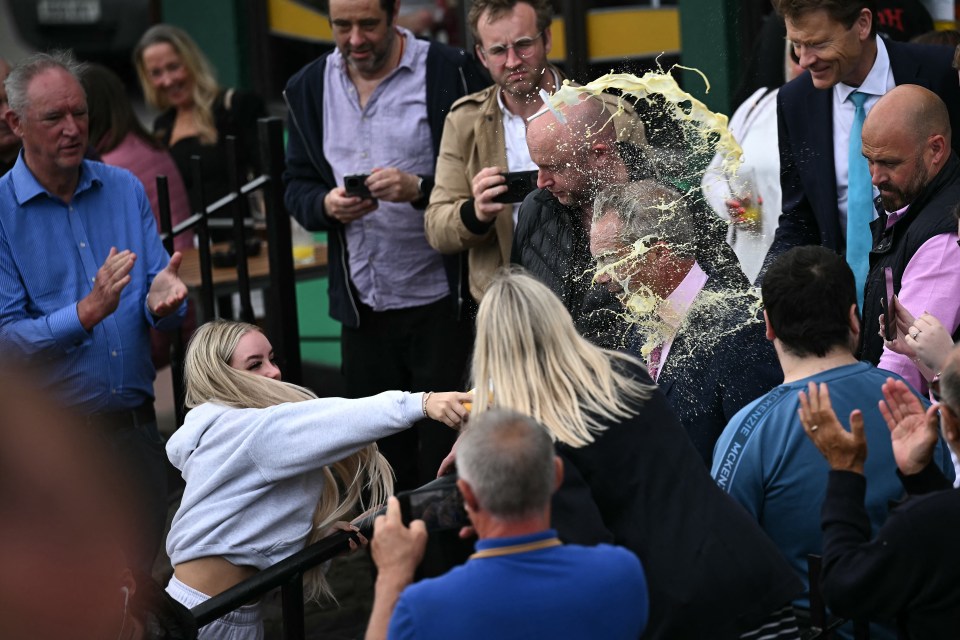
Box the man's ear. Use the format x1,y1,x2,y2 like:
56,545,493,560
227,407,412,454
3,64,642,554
5,109,22,138
848,302,861,342
542,27,553,57
457,478,479,514
941,404,960,449
763,309,776,342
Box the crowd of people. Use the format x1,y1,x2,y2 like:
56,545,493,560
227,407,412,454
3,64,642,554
2,0,960,639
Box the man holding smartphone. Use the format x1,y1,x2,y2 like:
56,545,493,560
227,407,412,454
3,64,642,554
283,0,488,490
856,85,960,395
424,0,563,303
365,409,648,640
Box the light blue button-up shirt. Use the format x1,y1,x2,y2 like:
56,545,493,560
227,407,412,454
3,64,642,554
322,28,449,311
0,154,186,412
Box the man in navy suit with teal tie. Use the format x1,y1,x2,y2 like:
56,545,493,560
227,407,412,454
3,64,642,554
761,0,960,293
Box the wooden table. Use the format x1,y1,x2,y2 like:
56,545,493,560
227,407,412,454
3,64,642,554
179,242,328,304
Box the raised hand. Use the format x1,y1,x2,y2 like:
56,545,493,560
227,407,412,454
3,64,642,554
879,377,939,476
77,247,136,331
147,251,188,318
798,381,867,474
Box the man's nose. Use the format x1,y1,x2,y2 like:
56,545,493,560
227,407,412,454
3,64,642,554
536,169,551,189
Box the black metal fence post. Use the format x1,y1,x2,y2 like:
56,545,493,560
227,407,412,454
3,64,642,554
259,117,303,385
226,135,256,323
191,156,216,321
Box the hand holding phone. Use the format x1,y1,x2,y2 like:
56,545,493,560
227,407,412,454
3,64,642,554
397,477,469,533
344,174,373,199
492,170,539,204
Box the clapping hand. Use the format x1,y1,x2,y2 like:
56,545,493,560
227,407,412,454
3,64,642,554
798,381,867,475
878,378,939,476
147,251,188,318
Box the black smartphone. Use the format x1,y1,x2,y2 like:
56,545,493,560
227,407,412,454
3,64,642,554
397,479,469,532
883,266,896,341
344,174,372,198
492,170,539,204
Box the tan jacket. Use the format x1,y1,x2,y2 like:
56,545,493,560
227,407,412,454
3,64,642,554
424,83,516,302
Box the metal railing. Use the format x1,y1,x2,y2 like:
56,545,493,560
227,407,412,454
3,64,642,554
189,476,453,638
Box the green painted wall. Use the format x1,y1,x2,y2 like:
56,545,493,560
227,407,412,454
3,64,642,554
678,0,740,115
160,0,252,89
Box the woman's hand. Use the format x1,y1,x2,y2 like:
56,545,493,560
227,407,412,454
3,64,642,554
425,392,473,429
325,520,367,553
904,313,954,377
798,381,867,475
880,294,917,358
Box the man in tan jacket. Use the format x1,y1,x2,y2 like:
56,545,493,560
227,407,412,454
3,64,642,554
425,0,562,303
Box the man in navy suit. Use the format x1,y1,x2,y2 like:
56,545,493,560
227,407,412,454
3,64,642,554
762,0,960,274
591,180,782,465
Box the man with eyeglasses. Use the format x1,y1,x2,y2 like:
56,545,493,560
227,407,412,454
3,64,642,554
800,343,960,637
760,0,960,290
283,0,488,490
855,85,960,398
425,0,561,304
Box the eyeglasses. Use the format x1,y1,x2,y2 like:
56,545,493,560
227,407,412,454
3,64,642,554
479,32,543,61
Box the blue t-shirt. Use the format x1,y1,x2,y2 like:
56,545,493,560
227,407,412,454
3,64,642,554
387,530,648,640
711,362,955,606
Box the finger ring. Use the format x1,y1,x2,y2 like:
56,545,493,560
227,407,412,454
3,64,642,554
810,425,819,432
910,330,919,339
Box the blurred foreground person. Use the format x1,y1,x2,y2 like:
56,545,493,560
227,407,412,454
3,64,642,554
0,372,196,640
367,409,648,640
461,269,801,639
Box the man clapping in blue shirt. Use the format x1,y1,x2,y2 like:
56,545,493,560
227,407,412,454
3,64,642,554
0,51,187,571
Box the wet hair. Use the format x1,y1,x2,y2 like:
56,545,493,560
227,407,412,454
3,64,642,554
456,409,555,519
183,320,393,601
472,269,654,447
772,0,878,37
761,246,858,357
593,179,697,260
81,64,160,155
468,0,553,45
134,24,220,145
4,50,85,117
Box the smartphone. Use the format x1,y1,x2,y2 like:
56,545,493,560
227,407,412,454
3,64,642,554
492,170,539,204
344,174,372,199
397,479,469,532
883,266,896,341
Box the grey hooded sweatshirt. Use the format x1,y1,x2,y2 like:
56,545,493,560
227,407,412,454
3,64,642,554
165,391,424,570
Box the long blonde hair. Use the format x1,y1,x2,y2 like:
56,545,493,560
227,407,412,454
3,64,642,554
134,24,220,145
183,320,393,600
472,270,654,447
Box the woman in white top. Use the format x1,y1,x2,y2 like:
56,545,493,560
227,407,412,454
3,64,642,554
165,320,469,639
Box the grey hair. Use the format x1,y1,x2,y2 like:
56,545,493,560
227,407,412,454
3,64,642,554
5,50,86,117
592,179,697,259
456,409,555,520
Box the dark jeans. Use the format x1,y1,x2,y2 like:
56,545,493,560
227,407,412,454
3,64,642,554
341,296,472,491
92,403,169,573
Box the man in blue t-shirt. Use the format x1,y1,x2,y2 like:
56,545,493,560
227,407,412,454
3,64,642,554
711,246,954,637
366,409,648,640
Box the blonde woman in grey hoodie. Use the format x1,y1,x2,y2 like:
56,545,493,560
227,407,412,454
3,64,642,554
164,320,470,639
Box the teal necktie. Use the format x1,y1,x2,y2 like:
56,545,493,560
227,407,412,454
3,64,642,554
847,91,872,310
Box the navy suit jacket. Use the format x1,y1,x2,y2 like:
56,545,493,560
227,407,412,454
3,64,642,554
657,274,783,466
763,40,960,270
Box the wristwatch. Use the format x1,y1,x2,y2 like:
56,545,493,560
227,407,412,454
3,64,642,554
417,176,424,198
